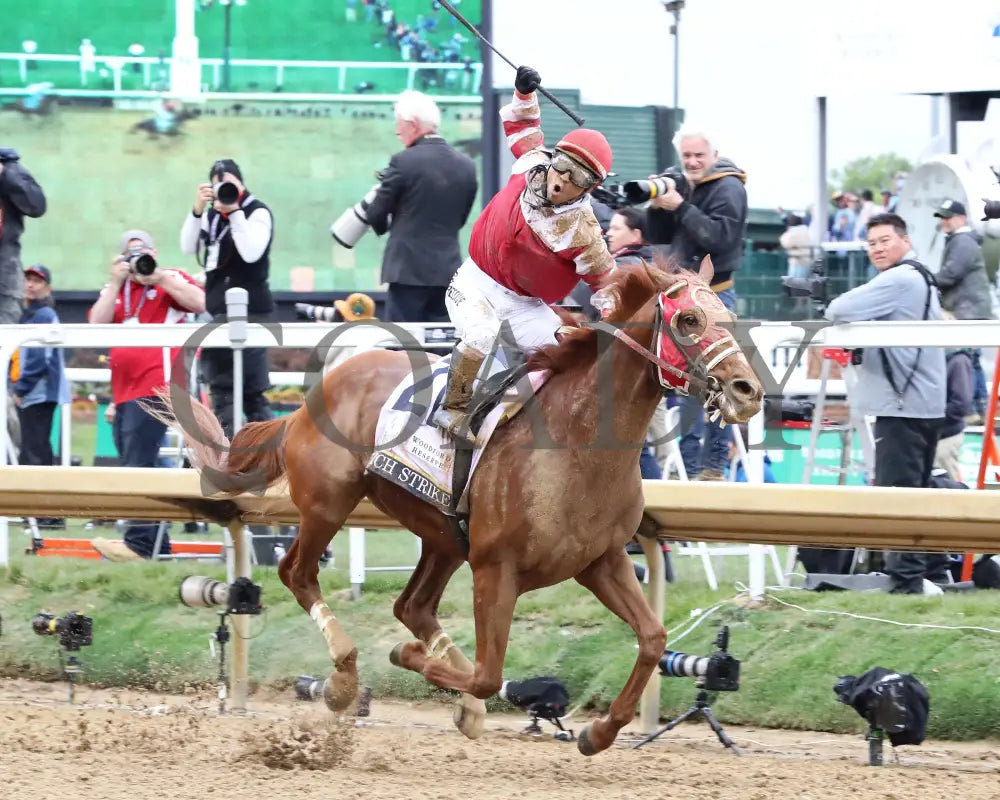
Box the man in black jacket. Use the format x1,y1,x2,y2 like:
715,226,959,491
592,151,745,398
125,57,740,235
644,128,748,480
0,148,47,324
365,89,478,323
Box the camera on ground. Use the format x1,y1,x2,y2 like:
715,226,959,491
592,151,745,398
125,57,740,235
658,624,740,692
32,611,93,651
178,575,262,615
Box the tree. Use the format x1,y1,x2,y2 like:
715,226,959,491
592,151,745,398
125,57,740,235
830,153,913,196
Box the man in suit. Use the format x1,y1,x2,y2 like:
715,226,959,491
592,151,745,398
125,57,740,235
365,89,478,323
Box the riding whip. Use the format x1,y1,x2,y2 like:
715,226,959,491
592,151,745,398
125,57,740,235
435,0,586,127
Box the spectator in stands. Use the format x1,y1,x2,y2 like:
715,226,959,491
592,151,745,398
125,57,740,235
644,125,748,481
365,90,478,323
824,213,947,594
829,192,855,242
88,230,205,562
11,264,69,474
932,199,993,421
180,158,275,437
852,189,879,240
779,212,812,279
0,148,46,325
935,337,973,481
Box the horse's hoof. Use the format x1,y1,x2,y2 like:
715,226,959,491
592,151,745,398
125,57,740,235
322,671,359,713
453,695,486,740
576,725,601,757
388,642,406,668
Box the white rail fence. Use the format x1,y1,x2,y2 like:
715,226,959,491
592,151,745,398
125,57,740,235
3,318,1000,599
0,51,483,100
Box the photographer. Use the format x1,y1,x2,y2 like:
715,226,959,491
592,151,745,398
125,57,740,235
180,159,274,437
88,230,205,561
645,127,748,480
364,90,478,323
0,148,47,324
824,213,947,594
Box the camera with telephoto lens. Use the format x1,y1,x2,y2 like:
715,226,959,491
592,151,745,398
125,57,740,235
295,302,338,322
983,167,1000,220
331,172,384,249
623,166,689,206
658,625,740,692
123,245,157,277
178,575,262,615
32,611,93,651
781,253,829,310
214,180,240,206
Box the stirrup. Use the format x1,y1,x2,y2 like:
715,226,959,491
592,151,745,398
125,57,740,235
432,407,480,446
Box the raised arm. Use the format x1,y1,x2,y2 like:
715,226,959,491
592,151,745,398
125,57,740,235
500,66,544,159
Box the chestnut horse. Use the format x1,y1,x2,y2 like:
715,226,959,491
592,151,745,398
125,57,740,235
166,262,763,756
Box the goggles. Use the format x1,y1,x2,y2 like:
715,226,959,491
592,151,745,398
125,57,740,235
550,151,600,190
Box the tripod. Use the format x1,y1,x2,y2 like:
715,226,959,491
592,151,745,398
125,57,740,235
59,651,84,705
210,611,231,715
633,683,741,753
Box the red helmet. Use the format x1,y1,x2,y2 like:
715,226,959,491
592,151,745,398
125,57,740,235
555,128,613,182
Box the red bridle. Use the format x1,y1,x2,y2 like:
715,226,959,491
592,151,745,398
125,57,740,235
608,277,740,413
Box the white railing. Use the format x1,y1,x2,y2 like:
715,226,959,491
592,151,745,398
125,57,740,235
4,319,999,599
0,51,482,99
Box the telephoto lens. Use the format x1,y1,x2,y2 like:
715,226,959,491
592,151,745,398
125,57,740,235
178,575,229,609
295,675,324,701
215,180,240,205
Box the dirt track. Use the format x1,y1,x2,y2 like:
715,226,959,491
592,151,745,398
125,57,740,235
2,679,999,800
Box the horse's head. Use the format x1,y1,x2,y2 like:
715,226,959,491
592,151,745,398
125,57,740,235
601,262,763,424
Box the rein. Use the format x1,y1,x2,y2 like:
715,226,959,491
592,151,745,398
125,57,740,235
610,326,707,396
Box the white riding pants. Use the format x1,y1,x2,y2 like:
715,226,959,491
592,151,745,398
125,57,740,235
445,259,561,355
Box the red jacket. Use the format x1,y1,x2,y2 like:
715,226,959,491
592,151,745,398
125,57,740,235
469,91,614,304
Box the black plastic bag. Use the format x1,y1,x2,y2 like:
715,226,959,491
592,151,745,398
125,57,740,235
834,667,929,746
500,676,569,720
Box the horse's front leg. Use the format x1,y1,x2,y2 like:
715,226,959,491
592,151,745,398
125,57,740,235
573,548,666,756
420,560,517,701
279,505,362,714
388,545,487,739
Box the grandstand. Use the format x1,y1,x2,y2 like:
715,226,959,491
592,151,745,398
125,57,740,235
2,0,482,94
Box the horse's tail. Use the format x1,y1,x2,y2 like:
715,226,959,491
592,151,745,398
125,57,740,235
149,389,288,497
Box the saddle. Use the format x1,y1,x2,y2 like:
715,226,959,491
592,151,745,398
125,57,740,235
367,349,549,551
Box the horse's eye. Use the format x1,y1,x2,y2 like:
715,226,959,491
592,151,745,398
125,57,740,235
682,313,699,327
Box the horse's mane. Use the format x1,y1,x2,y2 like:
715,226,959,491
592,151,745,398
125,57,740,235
527,259,678,375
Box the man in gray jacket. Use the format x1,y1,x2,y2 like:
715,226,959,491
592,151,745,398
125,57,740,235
933,199,992,419
825,213,947,594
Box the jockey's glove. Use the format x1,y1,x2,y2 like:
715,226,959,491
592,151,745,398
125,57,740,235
515,66,541,95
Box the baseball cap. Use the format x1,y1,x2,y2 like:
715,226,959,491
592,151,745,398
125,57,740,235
24,264,51,284
334,292,376,322
120,229,156,251
933,199,966,218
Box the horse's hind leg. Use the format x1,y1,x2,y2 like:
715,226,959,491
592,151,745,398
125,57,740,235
279,481,366,714
572,548,666,756
389,546,486,740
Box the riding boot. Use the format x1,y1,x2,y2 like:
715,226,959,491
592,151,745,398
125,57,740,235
432,347,486,445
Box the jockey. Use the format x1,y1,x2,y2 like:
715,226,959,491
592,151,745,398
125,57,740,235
433,65,616,442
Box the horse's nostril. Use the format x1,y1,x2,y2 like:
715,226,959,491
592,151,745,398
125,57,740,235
731,380,757,400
